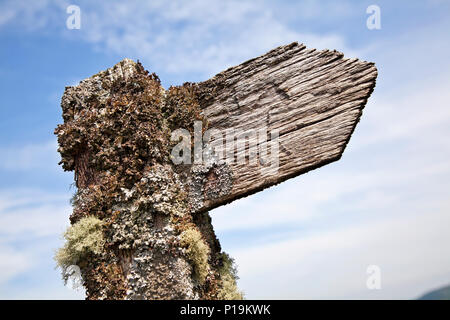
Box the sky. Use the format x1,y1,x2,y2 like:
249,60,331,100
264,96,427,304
0,0,449,299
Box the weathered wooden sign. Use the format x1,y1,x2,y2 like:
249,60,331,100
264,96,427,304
55,42,377,300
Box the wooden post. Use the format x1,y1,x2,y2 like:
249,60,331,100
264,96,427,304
55,42,377,299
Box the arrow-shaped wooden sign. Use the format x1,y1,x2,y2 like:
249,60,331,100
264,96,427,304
187,42,377,213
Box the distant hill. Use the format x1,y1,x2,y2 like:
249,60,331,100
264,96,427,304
418,284,450,300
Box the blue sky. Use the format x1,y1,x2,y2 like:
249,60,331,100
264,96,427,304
0,0,450,299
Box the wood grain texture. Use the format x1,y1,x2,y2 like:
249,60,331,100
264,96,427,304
194,42,377,212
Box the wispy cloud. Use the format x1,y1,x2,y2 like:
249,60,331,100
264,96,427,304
0,140,59,171
77,0,360,78
0,0,68,30
0,0,360,79
0,188,82,298
232,205,450,299
0,245,31,286
0,191,71,241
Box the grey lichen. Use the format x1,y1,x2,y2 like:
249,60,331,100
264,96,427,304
55,216,105,282
217,253,244,300
188,162,233,213
180,227,210,285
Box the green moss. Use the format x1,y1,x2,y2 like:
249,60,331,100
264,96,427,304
55,216,105,280
217,253,244,300
180,227,210,284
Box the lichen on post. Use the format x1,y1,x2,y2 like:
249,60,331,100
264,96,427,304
55,59,241,300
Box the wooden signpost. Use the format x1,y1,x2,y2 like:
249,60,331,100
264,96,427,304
55,42,377,299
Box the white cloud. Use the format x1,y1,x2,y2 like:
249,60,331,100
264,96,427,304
213,139,450,233
0,0,360,79
0,140,59,171
0,189,80,297
1,283,84,300
0,202,71,241
232,205,450,299
77,0,360,78
0,0,68,30
0,245,31,285
0,189,72,242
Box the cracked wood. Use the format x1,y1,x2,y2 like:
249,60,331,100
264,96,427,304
194,42,377,212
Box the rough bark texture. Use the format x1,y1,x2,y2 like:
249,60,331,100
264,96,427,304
54,42,377,300
191,42,377,212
